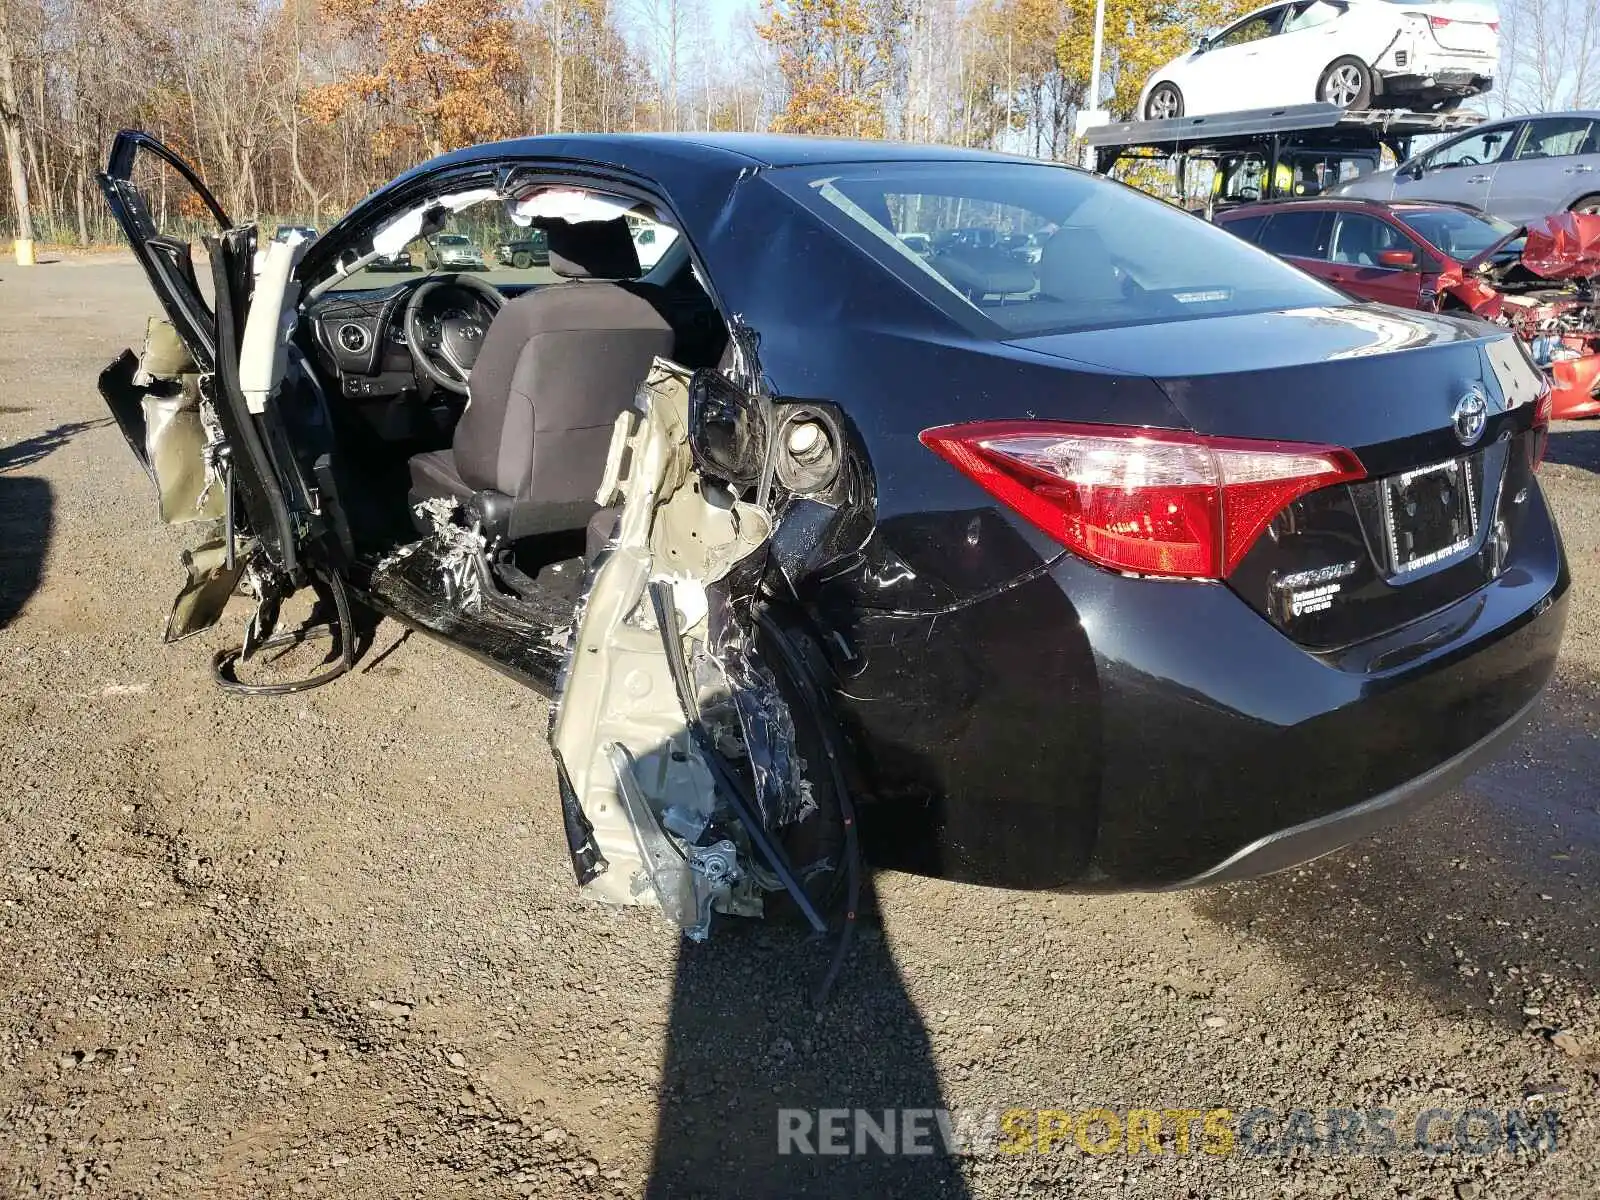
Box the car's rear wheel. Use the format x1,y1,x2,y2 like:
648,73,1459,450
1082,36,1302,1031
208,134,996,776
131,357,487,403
1319,57,1372,110
512,250,533,269
1572,193,1600,215
1145,83,1183,120
1431,96,1464,112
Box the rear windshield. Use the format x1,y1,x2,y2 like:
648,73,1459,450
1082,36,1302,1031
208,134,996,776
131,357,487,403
775,161,1345,337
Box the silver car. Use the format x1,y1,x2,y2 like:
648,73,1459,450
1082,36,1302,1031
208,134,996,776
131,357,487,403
1331,110,1600,222
424,233,487,270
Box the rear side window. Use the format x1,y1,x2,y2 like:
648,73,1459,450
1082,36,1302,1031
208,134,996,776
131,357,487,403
1258,210,1332,259
1218,213,1268,242
775,162,1345,338
1516,117,1594,160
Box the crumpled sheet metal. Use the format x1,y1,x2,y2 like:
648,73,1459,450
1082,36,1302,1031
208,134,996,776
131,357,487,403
369,533,571,688
399,497,490,610
1519,212,1600,281
137,318,226,525
703,587,814,832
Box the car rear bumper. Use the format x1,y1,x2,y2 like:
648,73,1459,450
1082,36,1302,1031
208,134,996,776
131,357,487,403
1382,70,1493,97
1162,692,1537,888
836,488,1567,892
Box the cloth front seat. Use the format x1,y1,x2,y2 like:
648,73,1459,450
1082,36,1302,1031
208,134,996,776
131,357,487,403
407,215,675,541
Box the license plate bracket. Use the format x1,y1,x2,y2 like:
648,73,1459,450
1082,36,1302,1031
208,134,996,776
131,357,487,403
1382,456,1478,575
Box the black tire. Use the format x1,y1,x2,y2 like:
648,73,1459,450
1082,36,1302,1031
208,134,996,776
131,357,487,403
1145,82,1183,121
511,250,533,269
1572,193,1600,215
1432,96,1464,112
1318,56,1373,110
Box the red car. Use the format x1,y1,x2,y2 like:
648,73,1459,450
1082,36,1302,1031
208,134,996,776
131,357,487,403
1216,198,1600,419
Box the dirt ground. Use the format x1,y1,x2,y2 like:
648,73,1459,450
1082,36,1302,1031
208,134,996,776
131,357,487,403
1,256,1597,1199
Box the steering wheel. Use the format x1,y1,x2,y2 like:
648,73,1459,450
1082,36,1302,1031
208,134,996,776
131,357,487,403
1454,155,1479,167
404,273,505,395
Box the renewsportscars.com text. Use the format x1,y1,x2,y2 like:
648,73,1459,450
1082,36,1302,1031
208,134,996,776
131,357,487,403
777,1106,1562,1158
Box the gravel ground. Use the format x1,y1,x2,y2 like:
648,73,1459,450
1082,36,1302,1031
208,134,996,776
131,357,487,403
1,256,1597,1199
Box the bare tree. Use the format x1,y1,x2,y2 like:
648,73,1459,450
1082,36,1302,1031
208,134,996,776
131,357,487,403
0,0,34,244
1499,0,1600,113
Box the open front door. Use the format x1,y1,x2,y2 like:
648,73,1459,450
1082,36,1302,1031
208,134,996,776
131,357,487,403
96,130,311,640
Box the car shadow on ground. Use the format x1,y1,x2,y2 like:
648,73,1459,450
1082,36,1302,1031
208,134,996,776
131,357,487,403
1191,687,1600,1031
0,475,53,630
0,418,110,474
1545,423,1600,473
647,890,971,1199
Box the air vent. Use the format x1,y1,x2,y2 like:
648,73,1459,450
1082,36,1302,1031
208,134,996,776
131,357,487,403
337,323,370,354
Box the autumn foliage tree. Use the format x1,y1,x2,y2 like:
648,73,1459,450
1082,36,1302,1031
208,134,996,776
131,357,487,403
308,0,522,162
757,0,905,137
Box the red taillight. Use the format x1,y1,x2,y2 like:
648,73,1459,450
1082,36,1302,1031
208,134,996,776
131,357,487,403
1531,383,1553,471
1429,14,1452,27
1489,19,1499,30
919,421,1366,580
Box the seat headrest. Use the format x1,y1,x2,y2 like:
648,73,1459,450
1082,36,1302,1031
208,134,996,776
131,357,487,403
545,217,642,280
933,246,1036,297
1038,226,1122,303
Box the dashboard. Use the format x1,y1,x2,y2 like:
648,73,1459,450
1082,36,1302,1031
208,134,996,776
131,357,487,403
300,260,731,426
303,276,502,401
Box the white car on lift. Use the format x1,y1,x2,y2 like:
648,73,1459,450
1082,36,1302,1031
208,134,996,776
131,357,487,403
1138,0,1498,121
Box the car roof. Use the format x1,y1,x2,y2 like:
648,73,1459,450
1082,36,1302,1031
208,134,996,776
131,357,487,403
1464,109,1600,127
1218,197,1391,218
1218,197,1491,220
442,131,1032,171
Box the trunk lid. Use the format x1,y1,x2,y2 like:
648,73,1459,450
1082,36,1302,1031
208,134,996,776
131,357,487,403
1409,1,1500,53
1008,305,1549,650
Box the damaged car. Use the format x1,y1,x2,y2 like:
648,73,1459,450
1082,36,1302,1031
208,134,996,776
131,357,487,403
96,130,1567,957
1217,199,1600,418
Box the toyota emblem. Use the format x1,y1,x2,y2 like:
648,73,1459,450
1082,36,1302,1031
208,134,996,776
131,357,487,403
1452,387,1488,447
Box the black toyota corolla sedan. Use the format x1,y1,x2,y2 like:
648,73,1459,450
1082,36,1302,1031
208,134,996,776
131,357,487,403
97,130,1566,945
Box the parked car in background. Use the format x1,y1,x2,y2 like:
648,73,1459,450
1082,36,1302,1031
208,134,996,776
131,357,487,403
1001,231,1044,264
1139,0,1498,120
628,218,678,269
424,232,486,270
1330,110,1600,221
495,229,549,268
369,247,414,271
1217,198,1600,417
897,232,933,256
254,224,319,274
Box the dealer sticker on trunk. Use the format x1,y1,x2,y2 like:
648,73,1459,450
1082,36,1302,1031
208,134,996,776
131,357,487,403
1273,560,1359,622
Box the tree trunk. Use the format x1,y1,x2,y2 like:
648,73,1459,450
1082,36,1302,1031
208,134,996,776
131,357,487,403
74,151,88,245
0,4,34,242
